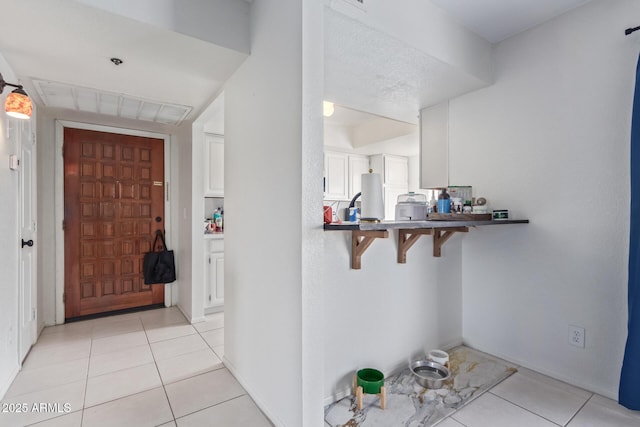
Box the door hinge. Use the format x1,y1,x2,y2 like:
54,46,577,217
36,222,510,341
62,144,64,157
63,293,66,303
208,257,211,264
31,308,36,321
62,220,66,231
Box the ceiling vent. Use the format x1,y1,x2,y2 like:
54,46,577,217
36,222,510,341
33,79,192,126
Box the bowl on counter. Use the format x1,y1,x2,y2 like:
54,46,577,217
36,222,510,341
410,360,450,389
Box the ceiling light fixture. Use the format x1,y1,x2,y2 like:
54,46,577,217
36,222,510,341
323,101,335,117
0,73,32,119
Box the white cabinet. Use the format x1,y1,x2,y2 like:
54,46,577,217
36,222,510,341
348,154,370,197
204,238,224,310
204,134,224,196
420,101,448,189
324,151,349,200
369,154,409,220
324,150,370,201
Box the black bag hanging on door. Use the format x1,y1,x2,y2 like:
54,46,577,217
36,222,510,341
143,230,176,284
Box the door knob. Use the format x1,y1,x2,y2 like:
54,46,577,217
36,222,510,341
21,239,33,248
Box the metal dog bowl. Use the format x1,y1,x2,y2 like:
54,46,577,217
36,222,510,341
410,360,450,389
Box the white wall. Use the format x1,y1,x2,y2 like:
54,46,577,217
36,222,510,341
224,0,324,425
173,125,194,321
76,0,251,53
323,232,463,403
328,0,492,83
0,55,21,397
451,0,637,399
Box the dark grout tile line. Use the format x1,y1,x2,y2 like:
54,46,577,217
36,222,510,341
563,393,594,427
80,334,93,426
487,391,568,426
172,391,248,423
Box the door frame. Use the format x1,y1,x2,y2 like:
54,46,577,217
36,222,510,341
54,120,173,324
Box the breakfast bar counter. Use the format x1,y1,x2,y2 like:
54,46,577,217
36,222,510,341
324,219,529,269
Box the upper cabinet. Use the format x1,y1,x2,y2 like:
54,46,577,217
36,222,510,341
420,101,449,189
324,151,349,200
204,133,224,196
348,154,370,197
324,150,370,201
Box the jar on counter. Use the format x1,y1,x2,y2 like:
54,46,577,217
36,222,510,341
437,188,451,213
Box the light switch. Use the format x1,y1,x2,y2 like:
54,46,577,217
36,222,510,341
9,155,18,170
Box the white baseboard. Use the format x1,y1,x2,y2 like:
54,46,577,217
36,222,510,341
223,356,286,427
462,342,618,401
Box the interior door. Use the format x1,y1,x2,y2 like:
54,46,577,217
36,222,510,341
18,118,37,362
64,128,165,319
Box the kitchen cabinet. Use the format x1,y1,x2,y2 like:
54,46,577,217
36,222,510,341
348,154,370,197
420,101,448,189
204,237,224,310
324,150,349,200
324,150,371,201
204,133,224,196
369,154,409,220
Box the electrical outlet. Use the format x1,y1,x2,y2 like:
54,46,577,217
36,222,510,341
569,325,585,348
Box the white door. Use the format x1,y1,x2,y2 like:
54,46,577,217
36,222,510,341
18,119,37,362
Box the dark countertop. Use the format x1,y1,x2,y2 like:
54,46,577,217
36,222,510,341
324,219,529,231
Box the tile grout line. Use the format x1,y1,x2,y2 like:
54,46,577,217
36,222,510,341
79,323,95,427
144,316,179,425
486,391,565,426
563,393,595,427
173,392,249,423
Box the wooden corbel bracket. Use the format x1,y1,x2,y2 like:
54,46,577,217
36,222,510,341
397,229,433,263
433,227,469,257
351,230,389,269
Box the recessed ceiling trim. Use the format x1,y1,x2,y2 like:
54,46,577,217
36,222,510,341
33,79,192,126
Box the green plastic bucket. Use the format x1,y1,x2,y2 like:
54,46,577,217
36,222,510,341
356,368,384,394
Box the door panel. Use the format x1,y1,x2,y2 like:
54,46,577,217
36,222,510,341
18,118,36,361
64,128,165,319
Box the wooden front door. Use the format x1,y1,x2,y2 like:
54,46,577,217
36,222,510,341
64,128,165,319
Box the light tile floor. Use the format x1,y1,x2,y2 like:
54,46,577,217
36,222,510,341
0,307,272,427
435,365,640,427
4,307,640,426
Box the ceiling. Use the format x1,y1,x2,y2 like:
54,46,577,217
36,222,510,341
0,0,248,127
325,0,594,129
431,0,593,43
0,0,594,129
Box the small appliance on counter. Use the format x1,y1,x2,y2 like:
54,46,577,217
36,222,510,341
395,192,428,221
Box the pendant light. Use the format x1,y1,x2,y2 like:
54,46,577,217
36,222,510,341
0,73,32,119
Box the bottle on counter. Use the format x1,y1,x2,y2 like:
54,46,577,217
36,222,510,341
437,188,451,213
213,208,222,231
428,193,437,214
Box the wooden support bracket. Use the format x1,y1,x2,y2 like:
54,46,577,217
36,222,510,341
351,230,389,269
397,229,433,263
433,227,468,257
